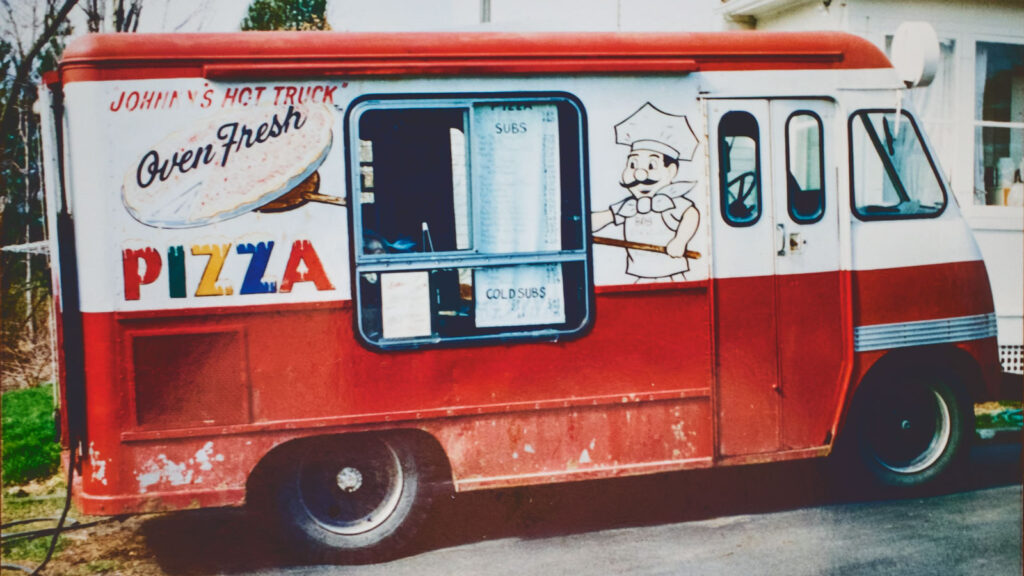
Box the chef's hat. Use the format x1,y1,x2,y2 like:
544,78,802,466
615,102,699,162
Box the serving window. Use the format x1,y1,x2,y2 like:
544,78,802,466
349,95,590,348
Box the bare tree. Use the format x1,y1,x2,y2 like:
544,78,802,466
112,0,142,32
80,0,104,32
0,0,78,139
0,0,78,390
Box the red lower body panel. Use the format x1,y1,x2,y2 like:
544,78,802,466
68,261,1000,514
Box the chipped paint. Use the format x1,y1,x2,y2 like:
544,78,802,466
671,421,686,442
89,442,109,486
579,448,591,464
524,443,535,454
136,455,194,494
193,441,225,472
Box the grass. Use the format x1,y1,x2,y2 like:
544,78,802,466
975,400,1023,430
2,383,61,486
1,482,70,566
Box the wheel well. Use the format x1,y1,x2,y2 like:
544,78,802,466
244,428,453,509
857,346,984,403
840,345,982,440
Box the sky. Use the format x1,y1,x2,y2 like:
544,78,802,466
47,0,721,37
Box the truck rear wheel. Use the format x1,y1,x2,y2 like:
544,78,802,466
850,368,971,490
273,434,437,563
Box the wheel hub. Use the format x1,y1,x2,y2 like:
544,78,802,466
297,438,407,536
867,386,952,475
336,466,364,493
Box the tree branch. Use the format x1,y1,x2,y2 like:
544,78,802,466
0,0,79,144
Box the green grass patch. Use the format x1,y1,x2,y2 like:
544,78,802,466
975,401,1023,430
2,383,61,485
1,531,69,564
1,489,69,565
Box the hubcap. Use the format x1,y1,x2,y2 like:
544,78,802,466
297,438,405,535
865,383,952,475
336,467,363,493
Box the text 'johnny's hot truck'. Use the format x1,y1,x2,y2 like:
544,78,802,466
39,26,1003,562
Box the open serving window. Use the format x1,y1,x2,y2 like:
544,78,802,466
348,94,591,348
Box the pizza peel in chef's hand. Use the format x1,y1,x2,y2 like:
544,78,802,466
122,102,341,228
592,236,701,259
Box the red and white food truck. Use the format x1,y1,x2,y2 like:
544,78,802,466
39,29,1002,561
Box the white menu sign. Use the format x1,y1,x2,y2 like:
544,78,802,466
381,271,432,339
474,264,565,328
471,102,565,328
472,103,561,253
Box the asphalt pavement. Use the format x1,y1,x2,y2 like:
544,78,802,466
138,440,1022,575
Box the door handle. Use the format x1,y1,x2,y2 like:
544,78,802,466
776,223,786,256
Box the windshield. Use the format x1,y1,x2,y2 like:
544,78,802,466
850,110,947,219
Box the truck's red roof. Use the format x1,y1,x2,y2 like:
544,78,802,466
59,31,891,83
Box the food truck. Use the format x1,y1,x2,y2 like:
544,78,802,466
39,28,1002,561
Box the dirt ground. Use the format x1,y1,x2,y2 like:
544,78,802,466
2,495,289,576
2,477,167,576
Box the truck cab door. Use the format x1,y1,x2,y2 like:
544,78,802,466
710,98,846,457
708,99,781,456
768,100,845,451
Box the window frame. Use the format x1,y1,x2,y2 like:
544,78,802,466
717,111,763,228
345,92,593,350
972,40,1024,209
784,110,826,225
848,108,949,222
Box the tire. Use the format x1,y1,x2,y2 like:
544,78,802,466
272,434,438,563
848,366,972,490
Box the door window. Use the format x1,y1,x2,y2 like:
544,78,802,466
785,112,825,223
718,111,762,226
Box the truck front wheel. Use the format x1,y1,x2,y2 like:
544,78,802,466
273,434,437,563
850,368,971,490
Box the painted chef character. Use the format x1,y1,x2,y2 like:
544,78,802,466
592,103,700,282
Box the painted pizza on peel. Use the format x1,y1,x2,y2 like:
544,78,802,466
122,102,334,228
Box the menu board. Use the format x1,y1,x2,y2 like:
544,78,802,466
380,271,431,339
472,103,561,253
472,103,565,328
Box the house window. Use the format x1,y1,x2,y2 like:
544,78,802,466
350,95,591,348
974,41,1024,206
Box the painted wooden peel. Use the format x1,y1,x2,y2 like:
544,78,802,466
257,172,346,212
592,236,701,259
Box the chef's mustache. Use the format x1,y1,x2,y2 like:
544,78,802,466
620,177,660,188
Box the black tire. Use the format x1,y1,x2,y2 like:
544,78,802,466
272,434,438,563
848,366,972,490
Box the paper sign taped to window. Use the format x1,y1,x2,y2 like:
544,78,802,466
474,264,565,328
473,104,561,254
381,271,432,339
